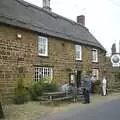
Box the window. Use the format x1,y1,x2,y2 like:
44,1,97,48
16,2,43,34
75,45,82,60
38,36,48,56
92,69,99,80
69,73,75,84
35,67,53,82
92,48,98,62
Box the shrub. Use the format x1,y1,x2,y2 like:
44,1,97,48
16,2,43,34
40,81,58,92
40,77,58,92
29,78,59,100
93,80,101,94
14,77,30,104
29,83,43,100
94,80,101,85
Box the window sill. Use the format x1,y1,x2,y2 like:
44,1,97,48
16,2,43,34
38,55,49,58
92,61,99,63
76,59,82,62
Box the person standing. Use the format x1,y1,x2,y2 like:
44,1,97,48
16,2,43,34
102,77,107,96
90,75,96,93
81,72,91,104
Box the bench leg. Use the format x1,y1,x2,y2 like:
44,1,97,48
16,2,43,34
49,96,53,105
74,98,77,102
73,97,78,102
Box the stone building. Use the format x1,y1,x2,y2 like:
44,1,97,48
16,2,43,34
0,0,106,101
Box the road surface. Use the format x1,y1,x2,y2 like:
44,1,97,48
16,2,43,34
39,98,120,120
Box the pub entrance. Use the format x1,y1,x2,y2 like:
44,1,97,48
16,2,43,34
76,71,81,88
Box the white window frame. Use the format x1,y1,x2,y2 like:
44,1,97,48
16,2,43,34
75,45,82,60
35,67,53,82
92,48,98,62
38,36,48,56
92,69,99,80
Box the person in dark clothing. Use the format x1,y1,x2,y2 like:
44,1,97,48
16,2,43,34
90,75,96,94
81,72,91,104
83,88,90,103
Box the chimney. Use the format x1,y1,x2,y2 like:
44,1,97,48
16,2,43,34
77,15,85,26
111,43,116,55
43,0,51,12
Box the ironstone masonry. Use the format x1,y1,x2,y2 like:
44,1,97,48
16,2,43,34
0,0,106,103
0,23,106,102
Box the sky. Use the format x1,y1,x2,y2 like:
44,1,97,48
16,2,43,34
24,0,120,55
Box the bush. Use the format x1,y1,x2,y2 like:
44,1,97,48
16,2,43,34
29,78,58,100
14,76,59,101
14,77,30,104
41,82,58,92
93,80,101,94
40,77,59,92
94,80,101,85
29,83,43,100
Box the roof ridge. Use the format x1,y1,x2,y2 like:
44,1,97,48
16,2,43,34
0,0,105,51
16,0,88,31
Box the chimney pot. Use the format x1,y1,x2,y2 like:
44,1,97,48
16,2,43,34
77,15,85,26
43,0,51,12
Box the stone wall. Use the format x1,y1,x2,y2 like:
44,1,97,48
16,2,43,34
36,37,75,84
0,23,106,102
0,24,36,102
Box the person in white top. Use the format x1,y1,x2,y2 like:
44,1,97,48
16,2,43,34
102,77,107,96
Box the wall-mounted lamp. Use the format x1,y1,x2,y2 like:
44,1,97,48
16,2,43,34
17,33,22,39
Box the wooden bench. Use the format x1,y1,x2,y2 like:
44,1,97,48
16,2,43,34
43,92,69,100
38,88,83,104
37,92,72,104
52,96,73,101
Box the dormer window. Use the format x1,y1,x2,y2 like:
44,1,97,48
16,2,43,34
38,36,48,56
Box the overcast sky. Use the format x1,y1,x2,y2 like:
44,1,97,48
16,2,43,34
25,0,120,55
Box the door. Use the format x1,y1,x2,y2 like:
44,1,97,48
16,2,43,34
76,71,81,88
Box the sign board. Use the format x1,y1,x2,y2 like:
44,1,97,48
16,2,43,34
111,54,120,67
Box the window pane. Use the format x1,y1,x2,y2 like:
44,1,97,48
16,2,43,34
76,51,80,59
38,36,48,56
35,67,52,82
92,49,98,62
75,45,82,60
39,45,45,54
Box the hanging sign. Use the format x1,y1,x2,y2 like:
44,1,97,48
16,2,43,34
111,54,120,67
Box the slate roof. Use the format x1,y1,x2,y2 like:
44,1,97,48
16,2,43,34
0,0,105,51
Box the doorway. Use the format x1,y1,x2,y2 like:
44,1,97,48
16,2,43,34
76,71,81,88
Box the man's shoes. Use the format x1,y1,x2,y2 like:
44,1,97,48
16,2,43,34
83,101,90,104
